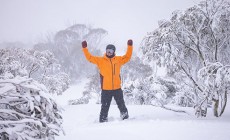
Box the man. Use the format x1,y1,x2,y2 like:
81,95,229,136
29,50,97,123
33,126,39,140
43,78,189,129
82,40,133,123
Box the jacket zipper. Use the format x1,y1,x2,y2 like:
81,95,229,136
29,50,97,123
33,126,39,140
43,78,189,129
109,59,114,89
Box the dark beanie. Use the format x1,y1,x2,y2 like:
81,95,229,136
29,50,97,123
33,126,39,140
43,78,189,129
106,44,116,52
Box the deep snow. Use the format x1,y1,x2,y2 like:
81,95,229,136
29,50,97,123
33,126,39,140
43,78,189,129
55,84,230,140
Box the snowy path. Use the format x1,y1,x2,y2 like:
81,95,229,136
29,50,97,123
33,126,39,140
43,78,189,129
56,104,230,140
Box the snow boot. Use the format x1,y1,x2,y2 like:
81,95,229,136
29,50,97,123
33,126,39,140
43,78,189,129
120,112,129,120
99,116,108,123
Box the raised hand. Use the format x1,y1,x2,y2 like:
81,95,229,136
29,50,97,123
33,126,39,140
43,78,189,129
127,39,133,46
82,41,87,48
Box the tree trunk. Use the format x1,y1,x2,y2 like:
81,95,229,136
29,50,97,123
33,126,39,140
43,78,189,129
213,98,219,117
219,89,228,117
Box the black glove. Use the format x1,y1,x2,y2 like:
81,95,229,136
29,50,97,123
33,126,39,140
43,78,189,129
127,39,133,46
82,41,87,48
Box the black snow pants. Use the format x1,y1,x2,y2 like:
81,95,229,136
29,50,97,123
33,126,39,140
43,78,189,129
99,88,129,122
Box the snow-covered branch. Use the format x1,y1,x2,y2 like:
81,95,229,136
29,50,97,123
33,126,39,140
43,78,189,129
0,76,64,139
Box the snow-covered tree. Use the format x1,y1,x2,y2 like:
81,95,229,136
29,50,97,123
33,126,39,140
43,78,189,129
0,48,70,95
141,0,230,117
198,62,230,117
34,24,107,83
121,56,152,85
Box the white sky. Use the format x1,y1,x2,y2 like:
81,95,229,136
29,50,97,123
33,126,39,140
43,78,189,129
0,0,201,53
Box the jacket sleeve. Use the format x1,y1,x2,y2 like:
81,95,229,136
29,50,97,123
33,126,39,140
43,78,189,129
119,45,133,65
82,48,100,65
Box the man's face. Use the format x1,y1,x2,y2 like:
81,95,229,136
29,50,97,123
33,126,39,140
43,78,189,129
106,49,114,57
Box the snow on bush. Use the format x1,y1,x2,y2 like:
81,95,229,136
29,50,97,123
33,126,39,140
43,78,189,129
0,76,63,140
0,48,70,95
0,48,68,139
123,76,177,105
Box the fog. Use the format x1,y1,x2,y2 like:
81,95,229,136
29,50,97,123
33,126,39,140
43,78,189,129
0,0,201,53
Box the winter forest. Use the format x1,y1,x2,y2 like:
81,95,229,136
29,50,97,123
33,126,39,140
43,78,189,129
0,0,230,140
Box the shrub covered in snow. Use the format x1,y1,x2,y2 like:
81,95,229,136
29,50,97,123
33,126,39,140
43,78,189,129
0,48,68,139
0,77,64,140
123,76,178,105
0,48,70,95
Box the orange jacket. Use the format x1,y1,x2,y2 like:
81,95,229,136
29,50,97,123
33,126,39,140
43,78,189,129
83,45,133,90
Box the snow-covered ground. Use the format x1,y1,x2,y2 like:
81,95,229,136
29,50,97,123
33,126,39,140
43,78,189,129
55,84,230,140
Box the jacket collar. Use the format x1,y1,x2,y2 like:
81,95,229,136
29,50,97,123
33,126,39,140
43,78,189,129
103,53,116,60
